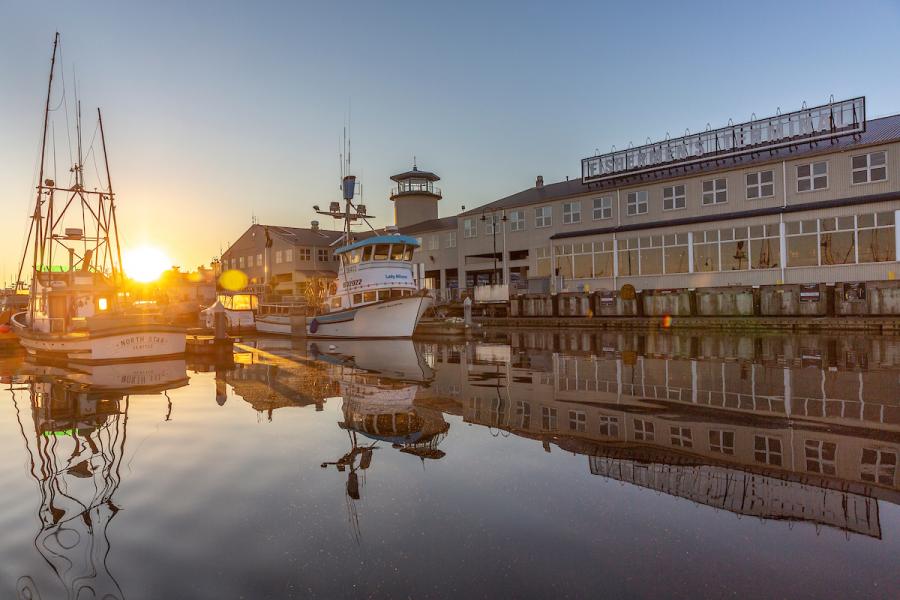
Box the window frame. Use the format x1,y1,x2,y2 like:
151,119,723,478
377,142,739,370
701,178,728,205
662,185,686,211
746,170,775,200
562,201,582,224
796,161,829,193
851,151,887,185
535,206,552,228
592,196,612,220
509,209,526,232
463,218,477,238
625,191,648,216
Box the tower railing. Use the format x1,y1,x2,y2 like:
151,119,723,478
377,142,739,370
391,183,442,196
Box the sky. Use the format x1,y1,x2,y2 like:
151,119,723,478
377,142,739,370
2,0,900,283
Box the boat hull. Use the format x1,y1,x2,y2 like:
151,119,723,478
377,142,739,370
307,294,431,339
11,313,186,363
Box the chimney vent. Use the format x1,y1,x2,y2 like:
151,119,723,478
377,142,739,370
311,220,319,231
536,175,544,188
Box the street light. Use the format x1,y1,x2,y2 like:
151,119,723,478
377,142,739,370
480,210,508,286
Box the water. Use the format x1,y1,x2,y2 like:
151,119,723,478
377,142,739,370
0,330,898,599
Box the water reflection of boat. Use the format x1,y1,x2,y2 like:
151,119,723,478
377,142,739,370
20,358,189,392
318,340,448,536
10,364,187,599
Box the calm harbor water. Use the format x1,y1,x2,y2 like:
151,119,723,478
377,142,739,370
0,330,898,599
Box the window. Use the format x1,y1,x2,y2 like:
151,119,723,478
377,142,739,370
617,238,638,276
428,236,439,250
851,151,887,184
599,416,619,437
670,426,692,448
746,170,774,199
362,291,376,302
626,191,648,215
820,216,857,265
593,196,612,220
317,248,329,262
535,206,552,228
390,244,406,260
284,249,292,262
373,244,390,260
663,233,690,274
516,401,531,428
238,256,245,268
861,448,896,485
541,407,557,431
785,220,819,267
639,235,662,275
702,178,727,205
568,410,586,432
257,253,263,267
663,185,686,210
562,201,581,224
593,240,615,278
415,237,423,248
858,211,896,263
275,250,283,264
554,243,594,278
446,231,456,248
797,161,828,192
633,419,654,441
298,248,311,261
463,218,476,238
361,246,372,261
709,430,734,455
754,435,782,466
509,210,525,232
804,440,837,475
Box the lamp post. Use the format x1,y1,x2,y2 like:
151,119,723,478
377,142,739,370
480,210,507,285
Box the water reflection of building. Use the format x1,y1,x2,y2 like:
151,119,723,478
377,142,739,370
10,361,188,600
418,332,899,538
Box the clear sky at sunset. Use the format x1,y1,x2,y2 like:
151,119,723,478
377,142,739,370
2,0,900,283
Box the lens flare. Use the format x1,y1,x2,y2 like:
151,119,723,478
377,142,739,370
123,246,171,283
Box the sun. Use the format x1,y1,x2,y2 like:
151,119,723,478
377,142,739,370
123,246,171,283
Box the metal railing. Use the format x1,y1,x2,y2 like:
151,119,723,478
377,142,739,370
391,184,441,196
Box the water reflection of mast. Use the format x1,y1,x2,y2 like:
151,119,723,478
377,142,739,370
11,380,127,600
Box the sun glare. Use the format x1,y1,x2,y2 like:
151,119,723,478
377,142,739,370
123,246,171,283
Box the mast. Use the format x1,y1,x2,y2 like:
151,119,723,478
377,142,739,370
98,108,122,283
17,33,59,300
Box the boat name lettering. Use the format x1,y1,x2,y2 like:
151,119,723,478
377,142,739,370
385,274,409,280
117,335,166,350
344,279,363,288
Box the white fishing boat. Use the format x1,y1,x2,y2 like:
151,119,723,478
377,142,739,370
306,174,432,338
201,291,259,331
11,34,186,363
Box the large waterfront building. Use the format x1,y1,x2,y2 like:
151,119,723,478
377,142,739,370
220,97,898,298
401,97,899,294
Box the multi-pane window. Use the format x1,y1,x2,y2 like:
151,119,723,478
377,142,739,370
275,250,283,264
463,218,477,238
555,241,614,278
238,256,245,268
535,206,552,228
670,426,693,448
284,249,292,262
851,151,887,184
626,191,648,216
861,448,896,485
804,440,837,475
786,212,896,267
562,201,581,224
797,161,828,191
568,410,586,432
516,401,531,429
633,418,654,441
663,185,686,210
754,435,782,466
663,233,690,274
428,236,439,250
257,253,264,267
298,248,311,261
599,415,619,437
702,178,727,205
317,249,329,262
509,210,525,232
693,224,780,272
446,231,457,248
483,214,500,235
541,407,558,431
746,170,774,199
709,430,735,455
593,196,612,220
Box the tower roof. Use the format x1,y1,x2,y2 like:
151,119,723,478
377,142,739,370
390,166,440,182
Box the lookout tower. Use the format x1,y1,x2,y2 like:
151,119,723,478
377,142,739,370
389,165,441,228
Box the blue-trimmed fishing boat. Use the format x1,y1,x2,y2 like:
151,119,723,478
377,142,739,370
306,175,432,338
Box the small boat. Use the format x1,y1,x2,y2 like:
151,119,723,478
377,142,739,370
255,302,308,335
11,34,186,363
201,291,259,331
306,175,432,338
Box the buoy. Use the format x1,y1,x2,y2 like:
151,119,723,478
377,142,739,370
0,325,11,334
309,319,319,334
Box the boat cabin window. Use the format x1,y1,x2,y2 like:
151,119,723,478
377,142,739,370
373,244,390,260
353,293,362,304
218,293,258,310
402,245,414,260
330,297,342,309
390,289,403,299
362,246,373,261
363,291,376,302
390,244,405,260
377,290,390,301
350,249,362,264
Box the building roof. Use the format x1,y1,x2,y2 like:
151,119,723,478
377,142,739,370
390,166,440,182
462,113,900,217
264,225,344,246
398,215,458,234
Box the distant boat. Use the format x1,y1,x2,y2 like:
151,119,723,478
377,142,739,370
306,175,432,338
11,34,186,363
